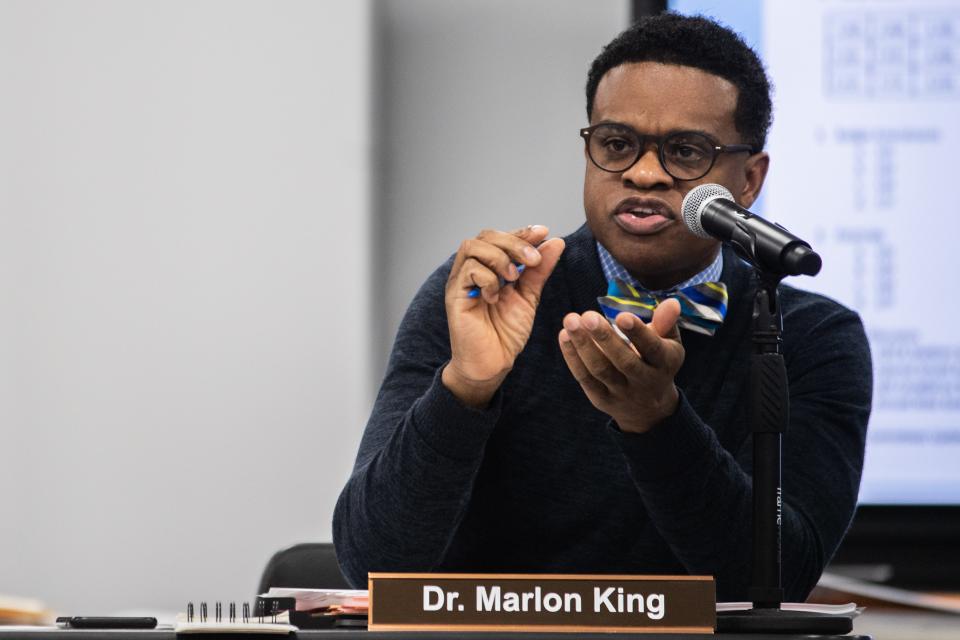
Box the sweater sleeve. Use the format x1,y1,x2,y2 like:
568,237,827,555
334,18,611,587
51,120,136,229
332,258,502,588
607,304,872,602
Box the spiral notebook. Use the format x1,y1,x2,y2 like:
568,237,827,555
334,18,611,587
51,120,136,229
174,601,296,634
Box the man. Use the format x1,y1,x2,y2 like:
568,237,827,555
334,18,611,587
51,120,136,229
333,14,871,601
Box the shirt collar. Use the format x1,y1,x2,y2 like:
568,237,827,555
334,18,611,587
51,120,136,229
596,241,723,295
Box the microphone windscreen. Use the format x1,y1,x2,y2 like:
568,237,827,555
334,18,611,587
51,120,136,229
681,183,733,238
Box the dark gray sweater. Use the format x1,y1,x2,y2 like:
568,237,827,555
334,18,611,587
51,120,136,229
333,223,872,601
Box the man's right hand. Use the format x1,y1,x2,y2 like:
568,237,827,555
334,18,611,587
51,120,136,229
442,225,565,409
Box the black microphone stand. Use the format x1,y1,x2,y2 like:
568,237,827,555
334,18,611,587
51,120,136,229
716,268,857,635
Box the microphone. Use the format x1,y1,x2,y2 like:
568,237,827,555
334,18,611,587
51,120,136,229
681,184,822,277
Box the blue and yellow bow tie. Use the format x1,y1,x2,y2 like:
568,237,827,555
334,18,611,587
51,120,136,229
597,279,728,336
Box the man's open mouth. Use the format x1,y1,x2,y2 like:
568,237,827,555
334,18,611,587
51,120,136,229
612,198,675,235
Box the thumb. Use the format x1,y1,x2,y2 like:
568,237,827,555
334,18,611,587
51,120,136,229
512,224,551,244
652,297,682,340
516,237,565,307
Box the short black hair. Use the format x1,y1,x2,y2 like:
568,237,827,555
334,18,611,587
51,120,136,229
586,13,773,150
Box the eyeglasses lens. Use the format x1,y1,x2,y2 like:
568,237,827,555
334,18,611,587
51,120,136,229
588,125,639,173
588,125,715,180
661,132,714,179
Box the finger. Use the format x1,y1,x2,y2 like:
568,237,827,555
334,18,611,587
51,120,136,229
580,311,643,377
652,297,682,340
453,238,519,282
510,223,551,246
459,258,501,303
558,328,609,399
563,313,627,389
477,226,548,268
516,237,565,308
615,311,678,370
450,225,545,278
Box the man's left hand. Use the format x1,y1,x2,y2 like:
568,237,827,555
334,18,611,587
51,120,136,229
558,299,685,434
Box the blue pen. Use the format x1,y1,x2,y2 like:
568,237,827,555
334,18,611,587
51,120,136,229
467,264,526,298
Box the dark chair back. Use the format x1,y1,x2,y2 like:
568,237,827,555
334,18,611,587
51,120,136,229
257,542,351,594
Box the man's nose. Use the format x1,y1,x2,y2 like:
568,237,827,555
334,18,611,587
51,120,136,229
621,147,673,190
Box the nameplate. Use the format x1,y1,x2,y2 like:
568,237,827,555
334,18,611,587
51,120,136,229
368,573,715,633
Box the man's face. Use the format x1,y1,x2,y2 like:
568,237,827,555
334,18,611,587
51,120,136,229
583,61,768,290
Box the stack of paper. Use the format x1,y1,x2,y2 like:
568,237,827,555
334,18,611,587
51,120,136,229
0,595,52,625
717,601,860,615
263,588,368,616
816,572,960,615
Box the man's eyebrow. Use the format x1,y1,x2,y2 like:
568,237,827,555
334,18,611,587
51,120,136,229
592,120,720,139
667,128,722,141
592,119,632,129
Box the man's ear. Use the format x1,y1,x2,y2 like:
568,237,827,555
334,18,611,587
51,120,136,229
738,152,769,209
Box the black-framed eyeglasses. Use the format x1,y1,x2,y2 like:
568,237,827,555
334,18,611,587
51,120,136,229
579,123,756,181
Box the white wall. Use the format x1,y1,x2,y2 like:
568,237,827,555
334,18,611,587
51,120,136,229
0,0,632,616
0,0,370,613
374,0,630,369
